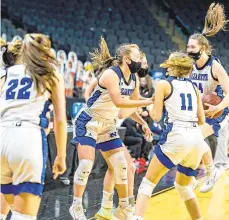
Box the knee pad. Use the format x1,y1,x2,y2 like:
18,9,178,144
74,159,93,185
174,182,196,201
108,151,127,184
11,211,36,220
138,177,156,197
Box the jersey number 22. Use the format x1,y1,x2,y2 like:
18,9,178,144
6,78,33,100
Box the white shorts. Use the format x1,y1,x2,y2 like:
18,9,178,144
71,110,122,151
155,122,209,176
0,122,48,196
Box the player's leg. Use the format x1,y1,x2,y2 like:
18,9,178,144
0,193,12,220
175,172,201,220
133,153,170,220
96,144,136,219
199,123,222,192
7,127,49,219
70,111,96,219
214,124,229,169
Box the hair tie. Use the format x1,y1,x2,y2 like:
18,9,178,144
202,33,207,37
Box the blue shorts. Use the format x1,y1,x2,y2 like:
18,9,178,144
71,110,122,152
206,107,229,137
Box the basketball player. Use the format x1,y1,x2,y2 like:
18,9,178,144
69,38,153,220
133,52,208,220
187,3,229,192
0,34,67,220
85,52,151,219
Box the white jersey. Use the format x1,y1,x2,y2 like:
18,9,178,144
190,56,218,97
0,64,52,128
85,66,136,120
164,76,198,123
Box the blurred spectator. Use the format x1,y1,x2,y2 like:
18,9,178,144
139,75,154,98
122,118,143,159
64,61,75,97
57,50,67,75
74,60,84,97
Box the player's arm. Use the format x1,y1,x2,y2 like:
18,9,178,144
148,80,169,122
100,69,153,108
84,77,98,102
212,61,229,109
51,73,67,159
194,86,205,125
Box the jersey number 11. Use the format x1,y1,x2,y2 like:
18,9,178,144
180,93,193,111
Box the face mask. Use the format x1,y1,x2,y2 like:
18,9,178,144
127,59,141,73
137,67,148,78
188,49,202,60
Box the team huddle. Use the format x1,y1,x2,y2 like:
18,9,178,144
0,2,229,220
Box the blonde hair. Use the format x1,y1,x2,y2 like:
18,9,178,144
189,3,229,55
160,51,193,77
0,37,6,48
22,34,58,94
3,40,22,67
90,37,139,73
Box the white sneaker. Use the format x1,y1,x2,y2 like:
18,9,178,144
69,204,87,220
95,207,113,220
190,177,198,190
200,167,222,193
113,205,133,220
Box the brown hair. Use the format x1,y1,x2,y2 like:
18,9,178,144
189,3,229,55
90,37,139,73
160,51,193,77
3,40,22,67
22,34,58,94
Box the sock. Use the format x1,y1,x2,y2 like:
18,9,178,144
10,211,36,220
132,216,143,220
205,163,215,173
119,197,129,208
128,195,135,207
73,197,82,206
101,191,113,209
0,214,7,220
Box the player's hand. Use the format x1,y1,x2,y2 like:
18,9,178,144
204,103,222,118
52,156,66,180
142,123,153,142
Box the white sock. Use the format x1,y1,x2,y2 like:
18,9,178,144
0,214,7,220
206,163,215,173
73,197,82,206
101,191,113,209
10,211,36,220
129,195,135,207
132,215,143,220
119,197,129,208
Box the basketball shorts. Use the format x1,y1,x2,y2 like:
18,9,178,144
155,122,209,176
71,109,122,151
0,122,48,196
206,107,229,137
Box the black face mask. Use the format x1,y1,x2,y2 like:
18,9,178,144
127,59,141,73
137,67,149,78
188,49,202,61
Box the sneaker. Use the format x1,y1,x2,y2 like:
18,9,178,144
95,207,113,220
190,177,198,190
60,177,70,185
113,205,133,220
69,204,87,220
200,166,222,193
